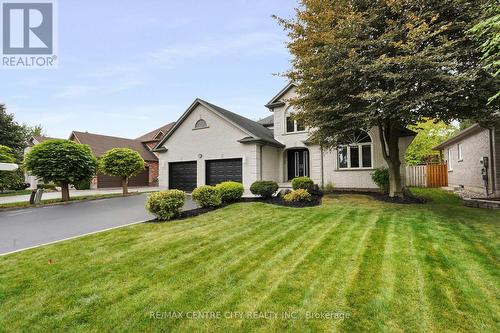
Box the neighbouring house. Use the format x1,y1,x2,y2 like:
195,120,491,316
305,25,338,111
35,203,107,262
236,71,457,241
153,83,416,192
69,131,160,188
25,135,58,189
24,124,176,189
434,124,499,196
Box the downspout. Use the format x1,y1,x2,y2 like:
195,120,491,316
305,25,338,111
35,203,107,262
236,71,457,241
260,145,263,181
489,128,496,195
320,146,324,188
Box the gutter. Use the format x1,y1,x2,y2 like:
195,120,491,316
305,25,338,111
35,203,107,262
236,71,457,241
489,128,496,195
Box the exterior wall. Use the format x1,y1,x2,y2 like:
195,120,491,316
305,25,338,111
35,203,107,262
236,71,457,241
495,127,500,196
443,128,491,194
270,86,413,189
147,161,159,186
261,145,280,181
157,104,266,190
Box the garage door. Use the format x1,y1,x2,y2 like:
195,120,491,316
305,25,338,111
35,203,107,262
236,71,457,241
206,158,242,186
169,161,197,192
97,167,150,188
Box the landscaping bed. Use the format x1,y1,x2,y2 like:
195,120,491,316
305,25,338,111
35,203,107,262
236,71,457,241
326,189,427,204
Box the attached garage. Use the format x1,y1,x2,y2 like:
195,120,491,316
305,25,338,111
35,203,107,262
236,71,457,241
206,158,242,186
97,167,150,188
169,161,197,192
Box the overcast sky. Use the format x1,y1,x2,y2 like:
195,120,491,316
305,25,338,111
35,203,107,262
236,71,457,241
1,0,295,139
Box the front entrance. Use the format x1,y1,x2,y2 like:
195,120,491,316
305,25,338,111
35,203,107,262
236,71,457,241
287,149,310,181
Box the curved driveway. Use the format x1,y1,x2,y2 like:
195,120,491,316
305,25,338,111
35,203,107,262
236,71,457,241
0,194,196,255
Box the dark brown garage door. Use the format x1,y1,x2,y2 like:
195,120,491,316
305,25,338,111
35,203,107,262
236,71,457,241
169,161,197,192
97,167,149,188
206,158,242,186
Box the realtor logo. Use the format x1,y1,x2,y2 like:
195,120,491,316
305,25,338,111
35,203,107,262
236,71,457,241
1,0,57,68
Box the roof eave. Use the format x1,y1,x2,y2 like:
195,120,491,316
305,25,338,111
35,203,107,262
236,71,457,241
238,137,285,148
433,124,482,150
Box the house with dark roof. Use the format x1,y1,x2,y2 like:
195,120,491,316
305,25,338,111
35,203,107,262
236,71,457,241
434,124,499,196
25,124,177,189
152,84,416,192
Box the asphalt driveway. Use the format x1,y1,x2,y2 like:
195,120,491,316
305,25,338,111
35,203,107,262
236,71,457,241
0,194,197,255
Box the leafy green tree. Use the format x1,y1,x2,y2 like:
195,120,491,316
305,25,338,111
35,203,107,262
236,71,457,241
0,145,23,192
99,148,145,195
24,139,98,201
470,4,500,102
405,119,457,165
276,0,498,197
0,105,28,160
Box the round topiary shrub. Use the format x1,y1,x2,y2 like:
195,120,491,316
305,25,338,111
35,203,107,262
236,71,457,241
371,167,389,193
250,180,279,199
215,181,244,203
146,190,185,221
283,189,312,202
291,176,314,190
192,185,221,208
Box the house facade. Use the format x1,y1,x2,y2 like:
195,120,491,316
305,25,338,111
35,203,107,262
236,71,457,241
434,124,499,196
154,84,416,192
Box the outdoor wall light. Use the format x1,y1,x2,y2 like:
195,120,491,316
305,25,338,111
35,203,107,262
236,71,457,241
198,154,203,158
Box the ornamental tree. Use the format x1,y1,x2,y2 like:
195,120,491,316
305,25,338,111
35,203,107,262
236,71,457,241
24,139,98,201
99,148,145,195
276,0,498,197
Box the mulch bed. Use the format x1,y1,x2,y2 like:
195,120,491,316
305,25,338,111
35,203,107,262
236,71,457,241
326,189,426,204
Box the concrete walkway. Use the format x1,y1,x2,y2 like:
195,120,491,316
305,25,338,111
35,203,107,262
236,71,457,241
0,186,166,204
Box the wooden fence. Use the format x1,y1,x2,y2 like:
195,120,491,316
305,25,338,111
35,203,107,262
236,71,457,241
405,164,448,188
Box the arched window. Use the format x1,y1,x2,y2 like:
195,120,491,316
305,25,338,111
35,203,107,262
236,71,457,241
285,107,305,133
194,119,207,129
338,130,373,169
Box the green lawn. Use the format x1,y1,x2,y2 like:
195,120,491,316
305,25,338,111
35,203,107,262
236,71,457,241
0,189,32,197
0,189,499,332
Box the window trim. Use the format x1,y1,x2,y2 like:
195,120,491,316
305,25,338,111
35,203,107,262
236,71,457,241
284,107,307,134
457,143,463,162
448,148,453,171
338,142,373,170
193,119,208,130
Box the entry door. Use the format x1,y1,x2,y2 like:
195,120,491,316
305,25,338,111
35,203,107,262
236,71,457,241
287,149,309,180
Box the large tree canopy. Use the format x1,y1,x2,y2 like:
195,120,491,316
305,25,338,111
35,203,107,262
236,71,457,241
24,139,98,201
277,0,498,196
0,104,28,160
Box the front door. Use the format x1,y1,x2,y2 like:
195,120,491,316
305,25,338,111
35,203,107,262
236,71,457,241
287,149,309,181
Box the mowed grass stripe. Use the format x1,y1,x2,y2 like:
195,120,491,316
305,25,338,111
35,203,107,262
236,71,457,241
409,210,499,332
245,209,373,332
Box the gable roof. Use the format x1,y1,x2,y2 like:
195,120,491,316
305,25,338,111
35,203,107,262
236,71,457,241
154,98,284,150
136,122,176,142
27,135,58,146
70,131,157,161
257,115,274,127
265,82,296,109
433,124,483,150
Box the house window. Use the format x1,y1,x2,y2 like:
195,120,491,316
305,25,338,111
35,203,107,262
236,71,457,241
285,108,306,133
457,143,463,161
448,148,453,171
338,130,373,169
194,119,208,129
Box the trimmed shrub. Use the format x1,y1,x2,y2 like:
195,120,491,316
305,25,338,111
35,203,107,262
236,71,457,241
283,189,312,202
215,181,244,203
371,167,389,193
146,190,185,221
192,185,221,208
291,176,314,190
250,181,279,199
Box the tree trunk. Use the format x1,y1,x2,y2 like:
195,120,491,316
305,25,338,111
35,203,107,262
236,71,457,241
379,123,404,198
60,181,70,201
122,177,128,196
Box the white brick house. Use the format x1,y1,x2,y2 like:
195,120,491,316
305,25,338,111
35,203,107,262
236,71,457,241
154,83,416,192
